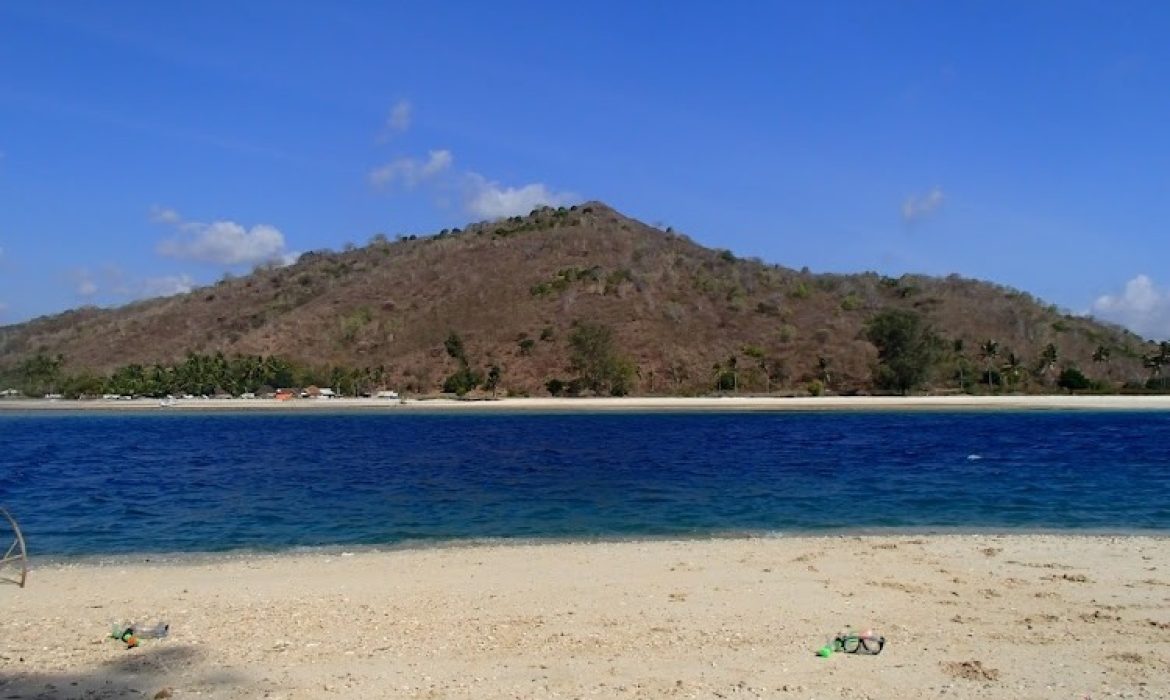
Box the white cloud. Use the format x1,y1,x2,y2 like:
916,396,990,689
76,274,98,297
141,273,196,298
463,173,576,219
149,205,182,224
386,99,412,134
159,221,287,265
368,149,452,188
1091,274,1170,341
901,186,945,222
153,208,292,266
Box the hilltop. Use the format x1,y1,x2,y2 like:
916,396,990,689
0,202,1160,396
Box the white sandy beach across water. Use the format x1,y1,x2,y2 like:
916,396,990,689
2,536,1168,699
3,394,1170,412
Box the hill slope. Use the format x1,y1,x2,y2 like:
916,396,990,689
0,203,1157,395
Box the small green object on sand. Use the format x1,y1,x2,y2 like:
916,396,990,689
817,645,833,658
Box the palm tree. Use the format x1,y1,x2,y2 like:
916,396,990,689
953,339,967,390
1038,343,1059,382
979,340,999,389
1001,351,1024,390
1145,353,1165,380
817,355,831,387
1092,345,1111,382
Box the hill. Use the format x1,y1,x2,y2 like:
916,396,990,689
0,202,1161,397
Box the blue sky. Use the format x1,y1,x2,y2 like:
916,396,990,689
1,1,1168,340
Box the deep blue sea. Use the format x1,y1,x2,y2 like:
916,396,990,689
1,410,1168,556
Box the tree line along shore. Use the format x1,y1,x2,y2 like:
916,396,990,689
4,314,1170,401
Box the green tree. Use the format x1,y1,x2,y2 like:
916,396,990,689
17,352,65,396
816,355,832,388
444,332,467,363
442,366,482,396
484,364,501,397
1143,350,1165,381
865,310,940,394
712,359,736,392
60,372,105,399
1036,343,1059,382
1057,367,1091,392
568,322,634,396
107,363,147,397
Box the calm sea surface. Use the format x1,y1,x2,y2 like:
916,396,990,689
0,410,1168,556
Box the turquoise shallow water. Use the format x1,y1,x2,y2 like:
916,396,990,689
0,410,1168,556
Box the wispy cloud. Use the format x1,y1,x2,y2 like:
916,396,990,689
901,186,945,222
71,269,100,298
149,205,181,225
153,207,297,267
1091,274,1170,341
463,173,576,219
368,149,452,188
68,264,196,304
366,104,577,219
385,99,412,134
141,273,196,298
368,151,575,219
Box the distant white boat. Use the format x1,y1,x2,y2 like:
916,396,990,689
376,390,399,400
159,397,177,407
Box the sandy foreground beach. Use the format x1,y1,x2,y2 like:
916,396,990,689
3,394,1170,412
2,536,1168,699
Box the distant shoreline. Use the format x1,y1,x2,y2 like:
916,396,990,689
2,394,1170,412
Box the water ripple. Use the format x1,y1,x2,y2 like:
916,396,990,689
0,410,1168,555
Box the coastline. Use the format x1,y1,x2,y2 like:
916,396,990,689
3,393,1170,412
3,534,1167,699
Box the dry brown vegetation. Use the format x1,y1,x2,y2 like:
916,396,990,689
0,202,1155,395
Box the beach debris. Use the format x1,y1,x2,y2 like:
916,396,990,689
817,628,885,657
1042,573,1091,583
110,620,170,648
0,507,29,588
110,625,139,649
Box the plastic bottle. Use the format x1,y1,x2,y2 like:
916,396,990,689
131,620,170,639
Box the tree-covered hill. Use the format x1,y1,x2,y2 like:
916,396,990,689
0,202,1163,397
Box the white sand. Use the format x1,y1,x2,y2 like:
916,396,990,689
4,394,1170,412
2,536,1168,699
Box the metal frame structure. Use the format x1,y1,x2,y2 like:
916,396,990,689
0,507,27,588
